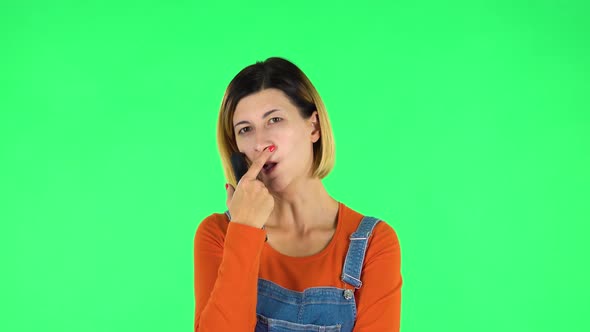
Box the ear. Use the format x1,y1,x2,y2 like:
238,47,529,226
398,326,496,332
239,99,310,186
309,111,320,143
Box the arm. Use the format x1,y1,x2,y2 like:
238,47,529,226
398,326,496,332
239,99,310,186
353,222,403,331
193,215,267,331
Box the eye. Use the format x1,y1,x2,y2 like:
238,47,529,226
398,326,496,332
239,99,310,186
237,126,251,135
237,118,282,136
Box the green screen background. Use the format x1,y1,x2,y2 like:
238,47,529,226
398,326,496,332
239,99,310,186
2,1,588,331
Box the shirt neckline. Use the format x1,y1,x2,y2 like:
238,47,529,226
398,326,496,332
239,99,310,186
263,201,345,262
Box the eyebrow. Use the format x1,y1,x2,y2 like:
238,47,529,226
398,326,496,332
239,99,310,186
233,109,282,128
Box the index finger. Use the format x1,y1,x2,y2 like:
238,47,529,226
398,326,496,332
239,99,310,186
242,146,275,180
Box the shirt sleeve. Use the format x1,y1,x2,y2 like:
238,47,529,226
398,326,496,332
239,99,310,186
193,215,267,331
352,221,403,331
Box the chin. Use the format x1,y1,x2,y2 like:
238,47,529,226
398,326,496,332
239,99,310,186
265,177,288,192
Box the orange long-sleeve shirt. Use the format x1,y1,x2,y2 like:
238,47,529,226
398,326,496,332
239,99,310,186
193,201,402,331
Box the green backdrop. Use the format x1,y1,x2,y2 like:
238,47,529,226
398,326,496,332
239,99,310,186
2,1,588,331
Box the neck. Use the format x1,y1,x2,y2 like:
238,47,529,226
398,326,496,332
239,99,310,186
266,177,338,234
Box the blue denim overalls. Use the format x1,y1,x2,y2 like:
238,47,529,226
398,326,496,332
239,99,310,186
225,210,381,332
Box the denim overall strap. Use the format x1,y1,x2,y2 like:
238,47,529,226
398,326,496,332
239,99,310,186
341,216,381,289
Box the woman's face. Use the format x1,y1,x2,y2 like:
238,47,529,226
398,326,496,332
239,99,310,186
233,88,320,189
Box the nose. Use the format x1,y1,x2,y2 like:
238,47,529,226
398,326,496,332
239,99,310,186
254,143,273,153
253,130,273,153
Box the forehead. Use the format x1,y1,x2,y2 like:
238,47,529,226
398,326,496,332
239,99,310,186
234,88,296,120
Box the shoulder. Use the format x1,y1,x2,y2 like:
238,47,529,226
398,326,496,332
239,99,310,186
194,212,230,247
371,221,400,250
339,202,401,250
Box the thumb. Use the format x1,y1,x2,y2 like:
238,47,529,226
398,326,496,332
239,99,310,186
225,183,235,207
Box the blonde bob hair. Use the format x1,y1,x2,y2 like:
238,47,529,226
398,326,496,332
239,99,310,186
217,57,335,188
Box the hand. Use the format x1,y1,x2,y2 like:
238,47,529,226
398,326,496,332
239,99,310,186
225,146,276,229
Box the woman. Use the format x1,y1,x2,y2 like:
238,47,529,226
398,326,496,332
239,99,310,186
194,57,402,331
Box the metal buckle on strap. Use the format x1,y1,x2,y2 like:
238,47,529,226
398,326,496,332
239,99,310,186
349,231,371,240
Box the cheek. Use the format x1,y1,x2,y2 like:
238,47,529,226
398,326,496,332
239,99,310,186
282,132,310,159
235,138,246,152
235,138,254,161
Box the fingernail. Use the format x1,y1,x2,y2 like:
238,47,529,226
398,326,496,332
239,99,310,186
269,145,276,152
225,183,228,190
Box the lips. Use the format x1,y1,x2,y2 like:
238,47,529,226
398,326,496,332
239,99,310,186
262,162,278,174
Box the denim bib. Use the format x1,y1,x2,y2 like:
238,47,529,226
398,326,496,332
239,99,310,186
225,211,381,332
